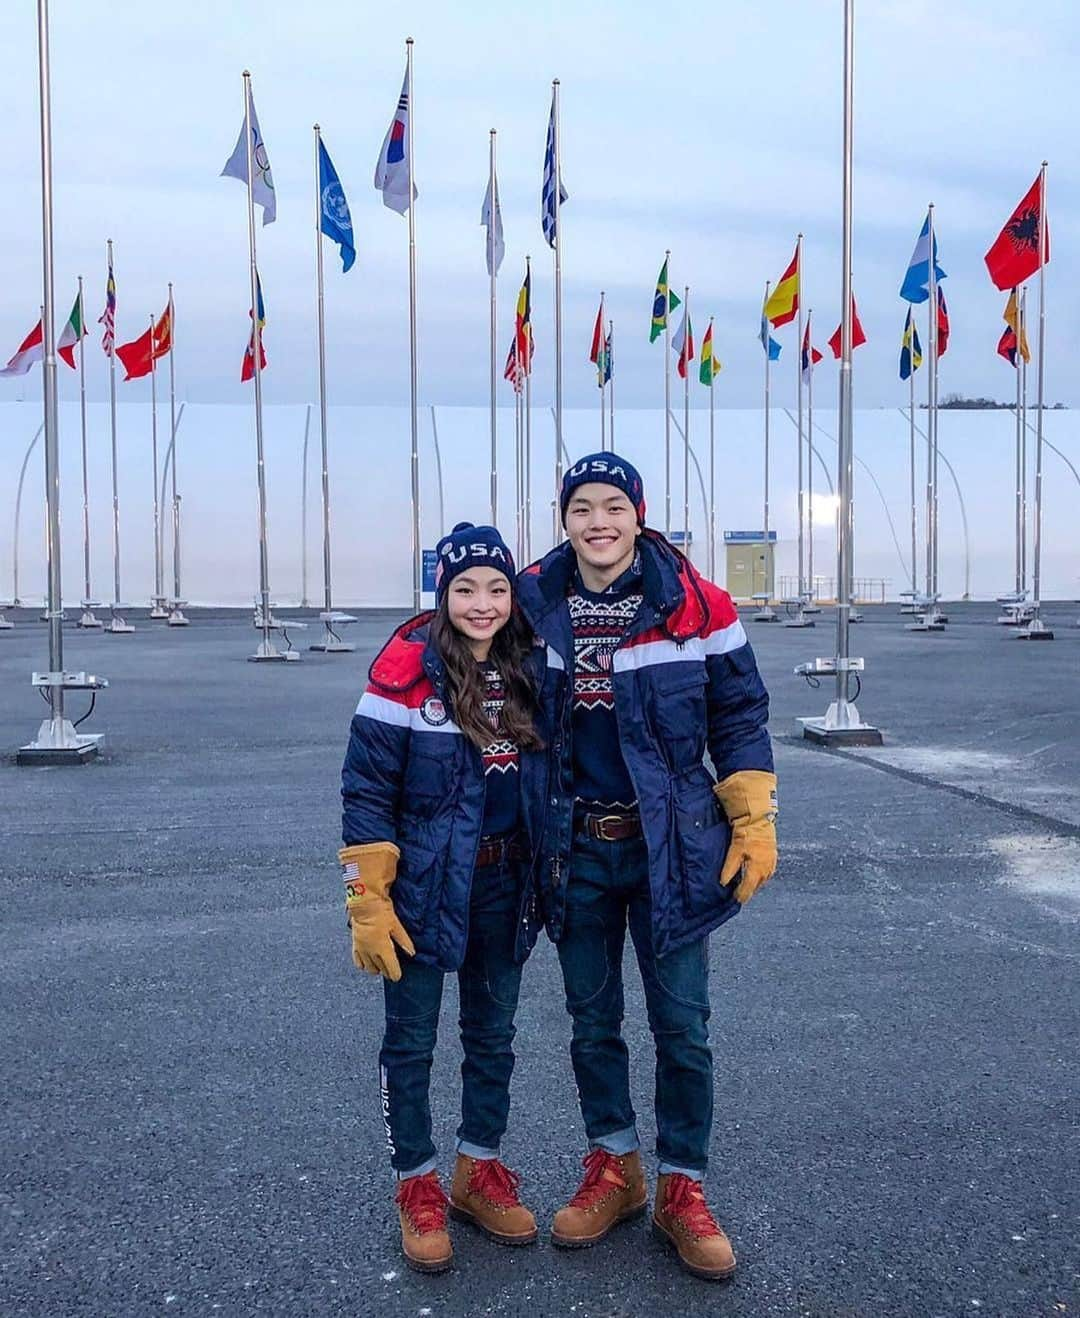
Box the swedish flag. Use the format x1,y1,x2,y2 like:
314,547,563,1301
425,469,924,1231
899,306,922,381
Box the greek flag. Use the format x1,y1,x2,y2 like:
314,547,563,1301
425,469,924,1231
541,89,568,248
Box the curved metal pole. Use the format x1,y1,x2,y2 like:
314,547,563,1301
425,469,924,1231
1026,419,1080,492
783,408,835,494
158,401,187,518
902,408,971,600
12,423,45,605
668,411,708,551
428,405,446,539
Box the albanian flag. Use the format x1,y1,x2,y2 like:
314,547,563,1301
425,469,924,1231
828,296,867,359
984,174,1049,291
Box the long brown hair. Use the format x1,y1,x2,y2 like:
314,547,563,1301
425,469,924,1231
430,603,545,752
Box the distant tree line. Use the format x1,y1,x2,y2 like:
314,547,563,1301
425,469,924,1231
919,393,1068,410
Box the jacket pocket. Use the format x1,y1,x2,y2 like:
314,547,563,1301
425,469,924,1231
648,665,708,771
393,843,442,930
671,778,732,919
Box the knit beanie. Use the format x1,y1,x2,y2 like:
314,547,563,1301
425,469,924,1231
559,452,647,526
434,522,515,604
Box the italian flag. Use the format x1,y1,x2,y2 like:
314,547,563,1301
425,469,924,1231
0,319,44,377
57,292,84,369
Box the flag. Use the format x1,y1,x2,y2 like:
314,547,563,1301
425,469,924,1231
650,257,681,342
374,65,416,215
997,288,1030,367
0,319,44,377
116,326,154,381
588,300,604,365
899,307,923,381
514,265,533,374
672,307,694,379
765,246,800,327
759,297,781,361
481,169,504,276
699,322,720,385
153,302,172,359
828,297,867,358
936,286,949,358
541,88,568,247
241,274,267,382
600,328,613,386
985,174,1048,291
57,291,85,370
221,83,276,224
801,316,823,382
318,138,355,273
900,211,946,303
99,259,116,356
503,336,523,394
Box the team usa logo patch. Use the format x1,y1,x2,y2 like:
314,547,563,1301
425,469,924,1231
419,696,449,726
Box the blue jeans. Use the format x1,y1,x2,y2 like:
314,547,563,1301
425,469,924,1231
556,832,713,1177
379,859,523,1178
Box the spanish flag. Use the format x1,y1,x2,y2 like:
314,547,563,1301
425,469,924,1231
765,245,800,327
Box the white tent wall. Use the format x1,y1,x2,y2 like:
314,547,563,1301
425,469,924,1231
1,402,1077,607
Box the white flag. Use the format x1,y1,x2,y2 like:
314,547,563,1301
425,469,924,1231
221,83,277,225
374,67,416,215
481,171,504,276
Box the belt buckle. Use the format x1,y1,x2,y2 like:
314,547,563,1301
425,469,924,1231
595,814,623,842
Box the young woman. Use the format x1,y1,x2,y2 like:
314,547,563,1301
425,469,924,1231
339,522,552,1273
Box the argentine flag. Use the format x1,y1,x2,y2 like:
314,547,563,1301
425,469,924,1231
900,212,946,303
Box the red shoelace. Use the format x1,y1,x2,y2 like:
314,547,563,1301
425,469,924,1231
395,1170,449,1235
468,1158,524,1209
567,1148,628,1211
663,1174,722,1239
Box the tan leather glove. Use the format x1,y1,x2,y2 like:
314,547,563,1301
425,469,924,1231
339,841,415,982
713,770,778,904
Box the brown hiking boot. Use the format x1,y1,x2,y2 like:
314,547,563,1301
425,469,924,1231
449,1155,538,1245
651,1172,736,1280
395,1170,453,1273
550,1148,648,1248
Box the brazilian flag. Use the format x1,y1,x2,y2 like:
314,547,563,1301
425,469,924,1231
650,257,681,343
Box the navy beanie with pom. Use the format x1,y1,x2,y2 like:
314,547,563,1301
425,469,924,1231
434,522,515,603
559,452,647,526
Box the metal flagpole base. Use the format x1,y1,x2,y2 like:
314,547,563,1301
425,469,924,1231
995,591,1034,626
1016,615,1054,641
249,637,299,662
906,595,945,632
17,670,109,765
0,605,14,630
797,699,883,747
106,604,135,634
309,610,357,653
751,594,778,622
150,596,170,620
78,602,104,629
783,597,815,628
41,608,66,623
167,601,190,627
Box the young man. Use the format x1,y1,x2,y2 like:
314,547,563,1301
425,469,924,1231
516,452,777,1281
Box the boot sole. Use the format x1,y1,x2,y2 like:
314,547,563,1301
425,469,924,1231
550,1198,648,1249
650,1218,736,1281
449,1203,538,1246
403,1252,454,1275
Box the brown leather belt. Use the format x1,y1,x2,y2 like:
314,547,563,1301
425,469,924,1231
575,811,642,843
475,835,519,869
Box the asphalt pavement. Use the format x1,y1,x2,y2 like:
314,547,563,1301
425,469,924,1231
2,602,1079,1317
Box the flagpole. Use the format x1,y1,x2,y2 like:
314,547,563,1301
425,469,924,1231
104,241,127,632
166,283,187,625
1013,292,1022,596
682,286,690,549
1020,286,1028,593
243,71,283,661
488,128,498,525
525,252,533,561
807,313,815,601
707,315,715,580
924,204,935,603
552,78,563,548
927,203,941,610
761,278,773,612
149,312,166,618
18,0,107,762
608,319,615,450
909,320,918,597
796,0,879,744
795,234,805,603
404,40,422,610
76,276,99,628
515,375,524,562
664,248,672,536
1026,160,1050,638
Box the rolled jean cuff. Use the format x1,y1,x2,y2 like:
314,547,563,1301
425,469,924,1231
589,1125,640,1157
456,1139,500,1160
396,1156,438,1181
658,1162,704,1181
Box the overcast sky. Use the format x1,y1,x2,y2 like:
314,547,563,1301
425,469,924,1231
0,1,1077,412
